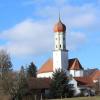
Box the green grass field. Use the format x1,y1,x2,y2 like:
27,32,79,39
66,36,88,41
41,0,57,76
50,96,100,100
0,95,100,100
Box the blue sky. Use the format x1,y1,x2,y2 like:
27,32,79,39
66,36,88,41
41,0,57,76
0,0,100,70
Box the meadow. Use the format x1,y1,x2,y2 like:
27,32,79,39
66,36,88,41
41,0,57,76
50,96,100,100
0,95,100,100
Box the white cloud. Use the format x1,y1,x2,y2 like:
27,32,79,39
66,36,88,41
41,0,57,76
1,0,100,58
0,19,53,57
22,0,100,30
34,3,98,29
0,18,86,57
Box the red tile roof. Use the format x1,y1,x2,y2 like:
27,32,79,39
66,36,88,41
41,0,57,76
90,70,100,80
37,59,53,74
28,77,94,90
75,70,100,86
37,58,84,74
74,76,93,87
29,70,100,90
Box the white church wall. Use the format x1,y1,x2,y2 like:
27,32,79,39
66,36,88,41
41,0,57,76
75,70,83,77
53,51,62,71
61,51,68,70
69,70,75,76
53,50,68,72
54,32,66,50
69,70,83,77
54,32,59,50
37,72,53,78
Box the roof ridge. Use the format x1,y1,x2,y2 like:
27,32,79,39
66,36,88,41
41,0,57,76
69,58,77,60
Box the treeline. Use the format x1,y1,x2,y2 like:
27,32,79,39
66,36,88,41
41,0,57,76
0,49,75,100
0,50,37,100
0,49,99,100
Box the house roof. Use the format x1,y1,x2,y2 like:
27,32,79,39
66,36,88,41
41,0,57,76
37,58,84,74
74,70,100,86
74,77,93,87
37,59,53,74
28,77,94,90
29,70,100,90
68,58,84,70
90,70,100,80
28,78,52,89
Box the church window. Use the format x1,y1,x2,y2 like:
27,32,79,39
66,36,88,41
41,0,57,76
60,44,61,48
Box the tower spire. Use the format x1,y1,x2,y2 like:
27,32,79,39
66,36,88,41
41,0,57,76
59,10,61,22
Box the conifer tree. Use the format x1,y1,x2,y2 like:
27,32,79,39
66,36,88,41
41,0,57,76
50,69,68,98
27,62,37,78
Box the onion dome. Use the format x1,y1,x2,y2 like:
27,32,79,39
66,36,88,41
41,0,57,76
54,17,66,33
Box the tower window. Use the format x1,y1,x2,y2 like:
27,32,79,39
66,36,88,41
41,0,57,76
60,44,61,48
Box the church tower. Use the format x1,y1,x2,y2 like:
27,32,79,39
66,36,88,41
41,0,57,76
53,16,68,72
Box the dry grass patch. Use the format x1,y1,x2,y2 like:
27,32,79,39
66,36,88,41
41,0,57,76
0,95,10,100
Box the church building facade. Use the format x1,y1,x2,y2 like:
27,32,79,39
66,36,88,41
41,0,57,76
37,17,84,78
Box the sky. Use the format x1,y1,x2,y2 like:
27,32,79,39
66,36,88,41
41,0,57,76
0,0,100,70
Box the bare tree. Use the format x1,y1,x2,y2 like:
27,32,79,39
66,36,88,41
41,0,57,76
0,50,28,100
0,49,12,78
94,77,100,95
96,77,100,95
2,66,28,100
0,49,12,96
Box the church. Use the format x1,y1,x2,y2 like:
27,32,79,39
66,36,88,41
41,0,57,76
37,16,84,78
37,16,100,86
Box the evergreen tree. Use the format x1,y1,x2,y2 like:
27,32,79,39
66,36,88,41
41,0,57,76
50,69,68,98
66,75,76,97
27,62,37,78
